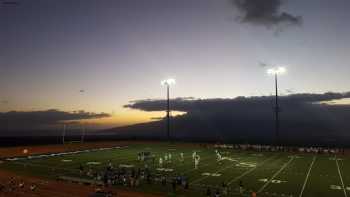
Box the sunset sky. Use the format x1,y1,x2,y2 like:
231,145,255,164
1,0,350,128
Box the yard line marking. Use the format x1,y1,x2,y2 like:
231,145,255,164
190,153,277,185
257,156,294,193
227,154,278,185
299,156,316,197
335,155,348,197
190,162,237,185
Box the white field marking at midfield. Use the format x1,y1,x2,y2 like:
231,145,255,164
257,157,294,193
335,155,348,197
299,156,316,197
182,151,245,174
227,154,278,185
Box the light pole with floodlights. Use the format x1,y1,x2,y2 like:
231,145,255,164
267,67,286,145
161,78,176,142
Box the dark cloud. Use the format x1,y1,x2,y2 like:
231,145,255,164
125,92,350,112
0,0,19,8
0,109,110,131
259,62,269,68
117,92,350,144
230,0,302,28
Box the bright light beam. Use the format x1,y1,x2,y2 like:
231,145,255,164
161,78,175,142
267,67,287,75
266,66,286,146
161,78,176,86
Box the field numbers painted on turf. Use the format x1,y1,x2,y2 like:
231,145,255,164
235,162,256,168
258,157,294,193
330,185,350,191
202,172,221,177
156,168,174,172
329,157,343,161
259,178,286,184
86,162,101,165
330,185,342,190
288,155,302,159
119,164,134,168
227,155,278,185
221,157,238,162
271,179,287,184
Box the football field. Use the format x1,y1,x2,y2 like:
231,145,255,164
2,142,350,197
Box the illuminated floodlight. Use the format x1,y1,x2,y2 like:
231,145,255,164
267,67,286,75
161,78,176,86
161,78,176,142
265,66,287,146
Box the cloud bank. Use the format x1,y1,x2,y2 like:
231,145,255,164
119,92,350,143
230,0,302,28
125,92,350,112
0,109,110,131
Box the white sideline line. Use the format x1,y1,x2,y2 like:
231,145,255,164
335,156,348,197
299,156,316,197
257,157,294,193
227,154,278,185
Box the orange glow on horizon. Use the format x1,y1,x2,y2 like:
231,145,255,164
77,110,187,128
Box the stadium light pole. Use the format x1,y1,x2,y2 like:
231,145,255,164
161,78,176,142
267,67,286,146
62,124,66,145
81,123,86,143
79,89,86,143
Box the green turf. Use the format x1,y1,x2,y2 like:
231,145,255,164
1,143,349,197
